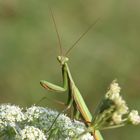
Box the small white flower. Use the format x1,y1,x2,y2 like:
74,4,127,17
113,96,124,106
112,112,122,124
117,103,129,115
106,81,129,115
105,81,121,100
110,81,121,94
128,110,140,125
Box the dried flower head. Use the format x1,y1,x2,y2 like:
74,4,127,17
128,110,140,125
92,80,140,130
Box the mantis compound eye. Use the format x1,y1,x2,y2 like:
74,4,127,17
57,56,61,62
57,56,69,64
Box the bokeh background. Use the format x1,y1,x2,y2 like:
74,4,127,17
0,0,140,139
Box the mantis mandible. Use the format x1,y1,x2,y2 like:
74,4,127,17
40,8,103,140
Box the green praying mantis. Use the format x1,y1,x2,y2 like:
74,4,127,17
40,8,104,140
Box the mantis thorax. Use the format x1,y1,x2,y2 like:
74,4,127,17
57,56,69,65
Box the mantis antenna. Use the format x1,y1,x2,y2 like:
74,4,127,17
49,7,63,55
65,18,100,56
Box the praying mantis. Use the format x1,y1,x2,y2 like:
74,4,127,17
40,8,104,140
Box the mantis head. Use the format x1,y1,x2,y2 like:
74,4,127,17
57,56,69,65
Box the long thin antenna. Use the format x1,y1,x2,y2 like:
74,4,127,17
65,18,100,56
49,7,63,55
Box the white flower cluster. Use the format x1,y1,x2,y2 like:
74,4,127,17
92,80,140,130
106,81,129,124
0,104,93,140
128,110,140,125
0,104,25,130
25,106,93,140
25,106,59,130
16,126,46,140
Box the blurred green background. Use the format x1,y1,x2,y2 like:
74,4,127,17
0,0,140,139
